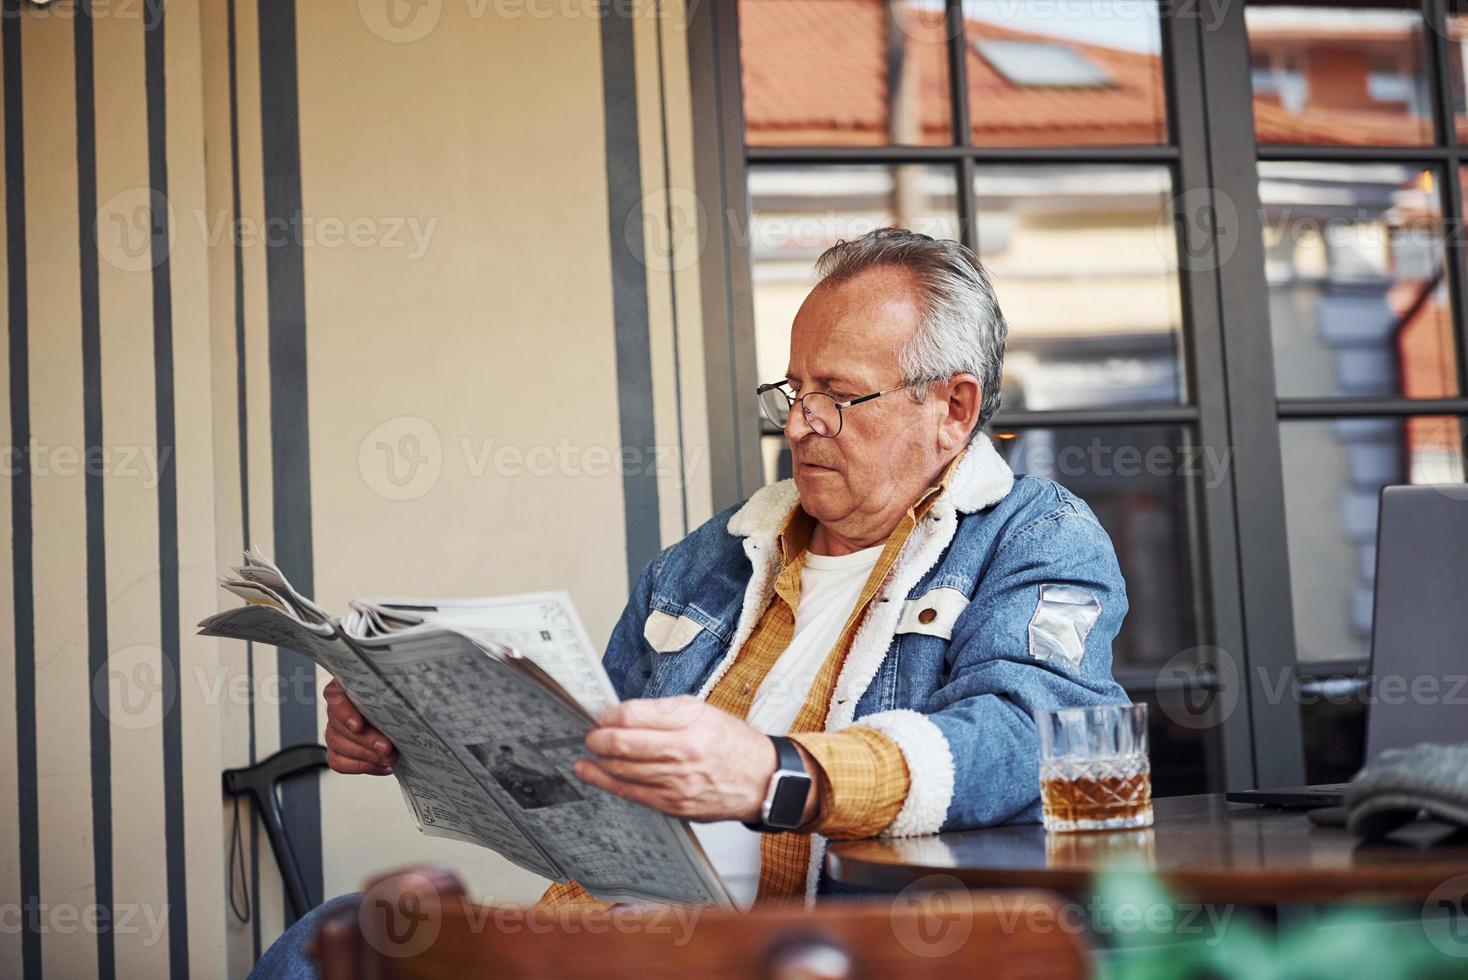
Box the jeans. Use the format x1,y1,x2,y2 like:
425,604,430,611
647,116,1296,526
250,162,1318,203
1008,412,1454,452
249,893,361,979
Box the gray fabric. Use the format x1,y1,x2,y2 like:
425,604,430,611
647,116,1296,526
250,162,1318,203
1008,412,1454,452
1345,743,1468,839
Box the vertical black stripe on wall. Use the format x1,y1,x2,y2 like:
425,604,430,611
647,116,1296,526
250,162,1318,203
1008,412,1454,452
74,2,114,977
600,6,661,587
224,0,261,955
256,0,321,923
143,0,189,975
3,5,39,978
652,0,688,539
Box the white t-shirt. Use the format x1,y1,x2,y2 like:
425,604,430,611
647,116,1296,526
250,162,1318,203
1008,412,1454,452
691,542,885,908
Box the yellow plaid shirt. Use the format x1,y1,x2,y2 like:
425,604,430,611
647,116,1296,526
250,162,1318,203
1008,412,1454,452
540,454,962,908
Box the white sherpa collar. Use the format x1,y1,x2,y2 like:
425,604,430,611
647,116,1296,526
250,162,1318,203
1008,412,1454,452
725,433,1015,538
708,435,1015,889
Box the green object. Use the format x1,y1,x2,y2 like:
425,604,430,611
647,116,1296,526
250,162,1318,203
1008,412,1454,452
1091,859,1468,980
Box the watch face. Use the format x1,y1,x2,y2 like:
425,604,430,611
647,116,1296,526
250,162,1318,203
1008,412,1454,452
767,772,813,828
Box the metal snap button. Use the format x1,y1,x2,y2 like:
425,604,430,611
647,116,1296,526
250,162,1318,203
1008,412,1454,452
918,608,937,624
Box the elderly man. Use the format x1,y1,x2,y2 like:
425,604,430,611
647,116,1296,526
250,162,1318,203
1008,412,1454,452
254,228,1127,971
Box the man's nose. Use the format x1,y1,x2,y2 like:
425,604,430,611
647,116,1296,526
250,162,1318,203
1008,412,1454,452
784,400,816,441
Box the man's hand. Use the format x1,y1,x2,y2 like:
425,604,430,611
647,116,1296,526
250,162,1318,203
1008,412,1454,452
575,696,820,824
323,679,398,775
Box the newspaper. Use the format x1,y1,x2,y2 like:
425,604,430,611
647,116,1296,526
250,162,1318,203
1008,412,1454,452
198,549,733,908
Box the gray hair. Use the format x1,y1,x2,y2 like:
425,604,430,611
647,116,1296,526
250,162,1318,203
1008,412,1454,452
813,227,1008,433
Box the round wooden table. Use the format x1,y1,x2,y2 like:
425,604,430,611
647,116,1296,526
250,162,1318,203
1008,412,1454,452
826,793,1468,904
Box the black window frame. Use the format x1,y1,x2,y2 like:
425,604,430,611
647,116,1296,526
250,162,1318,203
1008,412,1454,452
685,0,1468,792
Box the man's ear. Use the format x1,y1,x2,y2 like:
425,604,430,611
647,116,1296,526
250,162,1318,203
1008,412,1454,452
936,373,981,451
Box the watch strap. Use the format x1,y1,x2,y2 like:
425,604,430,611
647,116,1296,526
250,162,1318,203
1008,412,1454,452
742,735,813,833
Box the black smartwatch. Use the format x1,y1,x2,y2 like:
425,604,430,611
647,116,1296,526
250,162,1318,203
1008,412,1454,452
742,735,813,833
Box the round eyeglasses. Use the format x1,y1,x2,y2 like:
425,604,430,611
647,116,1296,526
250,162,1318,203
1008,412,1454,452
756,380,918,438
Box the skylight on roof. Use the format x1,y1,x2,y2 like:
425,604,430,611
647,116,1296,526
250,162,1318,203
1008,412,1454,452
973,39,1113,88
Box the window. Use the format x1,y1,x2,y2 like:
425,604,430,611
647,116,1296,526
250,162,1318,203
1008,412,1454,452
717,0,1468,794
1448,1,1468,140
1247,1,1468,782
1258,162,1456,400
971,40,1114,89
1245,6,1434,145
974,164,1184,410
735,0,1213,796
740,0,953,147
962,0,1168,146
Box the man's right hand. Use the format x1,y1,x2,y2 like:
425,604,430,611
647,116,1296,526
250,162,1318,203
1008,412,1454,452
323,678,398,775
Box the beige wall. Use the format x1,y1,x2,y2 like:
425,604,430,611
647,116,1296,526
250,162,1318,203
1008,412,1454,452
1,0,713,974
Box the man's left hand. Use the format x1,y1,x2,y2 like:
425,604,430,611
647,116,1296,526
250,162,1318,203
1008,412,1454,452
576,696,805,823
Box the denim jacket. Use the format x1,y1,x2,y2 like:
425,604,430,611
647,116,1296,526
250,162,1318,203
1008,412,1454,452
601,434,1129,897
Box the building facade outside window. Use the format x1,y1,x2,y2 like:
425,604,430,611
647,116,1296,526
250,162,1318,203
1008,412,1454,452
697,0,1468,793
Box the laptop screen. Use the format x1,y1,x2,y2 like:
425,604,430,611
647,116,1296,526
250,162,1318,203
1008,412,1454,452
1364,485,1468,760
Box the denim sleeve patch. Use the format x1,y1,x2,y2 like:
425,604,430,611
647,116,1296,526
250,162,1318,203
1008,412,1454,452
642,610,705,654
1027,584,1102,671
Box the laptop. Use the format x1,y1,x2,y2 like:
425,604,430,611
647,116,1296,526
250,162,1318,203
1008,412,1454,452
1227,484,1468,808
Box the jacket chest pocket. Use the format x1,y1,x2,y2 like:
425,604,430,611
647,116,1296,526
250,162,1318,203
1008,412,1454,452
643,610,708,653
883,587,971,709
893,587,970,640
641,608,729,696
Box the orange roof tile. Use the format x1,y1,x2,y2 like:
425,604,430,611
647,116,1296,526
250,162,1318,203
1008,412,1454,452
740,0,1438,148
